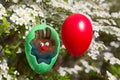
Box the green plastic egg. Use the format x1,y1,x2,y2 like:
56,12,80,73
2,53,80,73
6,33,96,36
25,23,60,74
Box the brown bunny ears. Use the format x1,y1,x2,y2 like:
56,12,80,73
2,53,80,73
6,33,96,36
39,28,51,39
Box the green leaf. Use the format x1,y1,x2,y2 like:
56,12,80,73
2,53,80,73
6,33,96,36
2,17,10,27
5,30,10,34
108,64,120,78
5,49,11,54
64,0,68,3
0,17,10,35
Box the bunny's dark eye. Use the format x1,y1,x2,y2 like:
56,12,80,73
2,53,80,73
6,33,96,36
40,42,44,47
45,42,49,47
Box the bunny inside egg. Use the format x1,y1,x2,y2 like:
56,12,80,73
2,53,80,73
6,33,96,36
31,28,55,64
25,23,60,74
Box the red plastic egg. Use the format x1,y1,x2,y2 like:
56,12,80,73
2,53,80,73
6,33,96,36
62,13,93,56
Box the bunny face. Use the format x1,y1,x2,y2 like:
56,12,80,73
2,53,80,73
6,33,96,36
35,39,55,54
31,28,55,54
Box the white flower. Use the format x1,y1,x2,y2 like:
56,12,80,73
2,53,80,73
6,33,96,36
9,4,44,26
16,47,22,54
14,70,20,75
58,65,83,76
58,67,66,76
14,28,18,31
110,57,117,65
0,4,2,8
88,39,107,60
0,59,19,79
104,52,120,65
61,45,66,49
10,14,18,22
28,26,32,31
32,10,38,17
116,59,120,65
12,0,19,3
80,59,100,73
94,31,99,38
111,12,120,18
110,41,119,48
85,68,90,73
0,4,7,19
25,30,29,36
0,75,2,80
74,65,83,71
106,71,117,80
103,52,113,61
25,26,29,29
22,36,26,39
36,0,42,3
16,18,24,26
5,0,9,2
25,78,30,80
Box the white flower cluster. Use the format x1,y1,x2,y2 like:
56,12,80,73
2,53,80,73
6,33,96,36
106,71,117,80
80,59,100,73
0,4,7,19
88,39,107,60
9,4,44,26
104,52,120,65
48,0,73,11
102,26,120,41
12,0,19,3
58,65,83,76
0,59,19,80
111,11,120,19
93,20,120,42
110,41,119,48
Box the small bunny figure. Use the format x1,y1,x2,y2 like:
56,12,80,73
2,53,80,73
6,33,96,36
31,28,55,64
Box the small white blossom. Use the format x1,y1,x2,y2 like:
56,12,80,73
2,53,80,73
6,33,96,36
110,41,119,48
58,67,67,76
25,78,30,80
12,0,19,3
104,52,120,65
10,14,19,23
0,59,19,79
0,76,2,80
88,39,107,60
94,31,99,38
14,70,20,75
74,65,83,71
111,12,120,19
104,52,113,61
25,26,29,30
58,65,83,76
16,18,24,26
25,31,29,36
16,47,22,54
110,19,117,25
9,4,44,26
61,45,66,49
22,36,26,39
36,0,42,3
0,4,7,19
80,59,100,73
106,71,117,80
